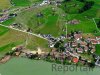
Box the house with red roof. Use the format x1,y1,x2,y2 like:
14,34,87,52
73,57,79,63
91,39,98,44
72,42,77,47
74,34,82,40
91,49,96,53
77,48,83,53
84,46,88,52
96,36,100,40
80,41,87,46
98,40,100,44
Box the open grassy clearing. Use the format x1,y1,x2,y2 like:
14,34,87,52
11,0,42,6
0,26,49,55
95,18,100,30
11,0,31,6
1,18,15,26
62,0,100,18
67,19,97,33
0,42,23,55
12,5,66,37
0,0,11,10
1,0,99,36
60,0,100,34
0,26,9,36
94,32,100,36
60,0,84,14
80,54,93,61
80,2,100,19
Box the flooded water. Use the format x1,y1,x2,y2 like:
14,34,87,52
0,57,100,75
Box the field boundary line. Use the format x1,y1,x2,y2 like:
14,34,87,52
92,18,100,33
0,24,48,41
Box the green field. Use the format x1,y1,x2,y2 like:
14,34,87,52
95,44,100,55
0,0,100,51
0,26,49,55
12,5,66,37
0,0,100,75
94,32,100,36
0,0,11,10
60,0,100,34
11,0,42,6
95,18,100,30
1,18,15,26
67,19,97,33
1,0,99,36
11,0,31,6
60,0,84,14
0,26,9,36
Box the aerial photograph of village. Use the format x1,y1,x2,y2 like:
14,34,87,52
0,0,100,75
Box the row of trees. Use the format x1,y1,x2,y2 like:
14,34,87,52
54,40,65,52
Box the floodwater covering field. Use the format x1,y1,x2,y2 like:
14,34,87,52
0,57,100,75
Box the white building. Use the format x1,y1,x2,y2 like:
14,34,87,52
40,0,50,6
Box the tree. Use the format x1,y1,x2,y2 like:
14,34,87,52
97,21,100,28
88,62,95,68
54,42,60,48
64,0,71,2
71,31,74,36
59,46,65,52
78,43,81,48
79,1,95,13
79,56,82,60
78,0,86,2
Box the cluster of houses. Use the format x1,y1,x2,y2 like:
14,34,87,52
0,14,9,22
1,31,100,66
49,31,98,65
28,32,99,64
0,8,17,22
10,23,23,29
67,32,100,54
0,13,17,22
39,0,63,6
11,45,48,60
37,32,92,64
89,36,100,45
67,19,80,25
38,33,66,48
0,45,24,63
40,0,50,6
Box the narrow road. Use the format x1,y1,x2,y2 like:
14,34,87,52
0,24,48,41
